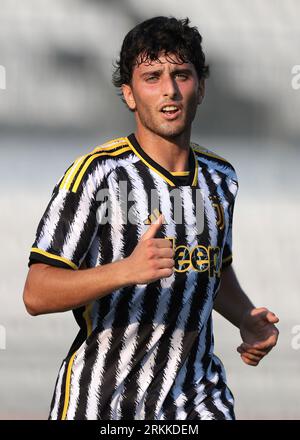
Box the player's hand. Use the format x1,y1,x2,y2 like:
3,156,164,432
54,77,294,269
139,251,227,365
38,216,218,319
126,214,174,284
237,307,279,366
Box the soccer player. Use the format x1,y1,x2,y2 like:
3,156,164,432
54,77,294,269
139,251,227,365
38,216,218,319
23,16,279,420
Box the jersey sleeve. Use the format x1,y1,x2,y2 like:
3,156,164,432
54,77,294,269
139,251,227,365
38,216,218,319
28,160,100,270
221,176,238,269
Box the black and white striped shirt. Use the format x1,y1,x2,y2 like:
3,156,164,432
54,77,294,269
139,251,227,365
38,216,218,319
29,133,238,420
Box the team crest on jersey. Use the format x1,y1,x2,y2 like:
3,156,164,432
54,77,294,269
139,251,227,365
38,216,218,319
209,195,225,230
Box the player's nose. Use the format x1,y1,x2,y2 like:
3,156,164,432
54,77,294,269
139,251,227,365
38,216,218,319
161,75,179,99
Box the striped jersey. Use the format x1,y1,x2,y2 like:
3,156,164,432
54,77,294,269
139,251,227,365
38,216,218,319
28,133,238,420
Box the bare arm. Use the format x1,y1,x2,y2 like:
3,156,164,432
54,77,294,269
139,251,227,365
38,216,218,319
23,259,133,316
213,265,255,328
213,264,279,366
23,215,174,316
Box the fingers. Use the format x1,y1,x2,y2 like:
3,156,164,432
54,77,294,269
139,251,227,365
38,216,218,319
156,268,174,279
144,239,173,257
143,235,174,276
146,248,174,269
240,351,261,363
237,344,268,357
156,258,175,270
155,246,174,258
142,237,173,250
247,332,278,351
130,213,177,283
237,344,263,366
240,353,260,366
155,239,173,249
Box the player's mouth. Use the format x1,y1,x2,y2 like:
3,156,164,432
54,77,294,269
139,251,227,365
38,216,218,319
160,105,181,120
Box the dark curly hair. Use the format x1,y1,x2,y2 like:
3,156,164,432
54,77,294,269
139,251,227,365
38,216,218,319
112,16,210,95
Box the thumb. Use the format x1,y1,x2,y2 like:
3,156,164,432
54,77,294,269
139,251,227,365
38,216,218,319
141,214,165,241
256,309,279,325
265,311,279,324
252,308,279,324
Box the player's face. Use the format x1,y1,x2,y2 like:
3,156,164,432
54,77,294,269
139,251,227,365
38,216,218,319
122,52,205,139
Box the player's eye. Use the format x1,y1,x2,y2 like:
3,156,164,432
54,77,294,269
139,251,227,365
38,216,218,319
145,75,159,82
175,73,188,80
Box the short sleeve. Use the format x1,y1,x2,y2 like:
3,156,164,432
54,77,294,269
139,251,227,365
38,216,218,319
221,177,238,269
28,162,99,270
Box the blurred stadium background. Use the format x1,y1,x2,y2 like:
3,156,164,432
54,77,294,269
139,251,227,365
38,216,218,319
0,0,299,419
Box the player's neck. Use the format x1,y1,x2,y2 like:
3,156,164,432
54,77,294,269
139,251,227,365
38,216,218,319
134,128,191,173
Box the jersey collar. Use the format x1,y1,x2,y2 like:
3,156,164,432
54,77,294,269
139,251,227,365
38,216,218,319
126,133,198,187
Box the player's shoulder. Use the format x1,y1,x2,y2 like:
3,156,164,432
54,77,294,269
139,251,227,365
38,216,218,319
191,141,238,181
58,136,132,193
90,136,130,155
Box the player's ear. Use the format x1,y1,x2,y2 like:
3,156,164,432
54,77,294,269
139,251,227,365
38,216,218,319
197,78,205,105
122,84,136,111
